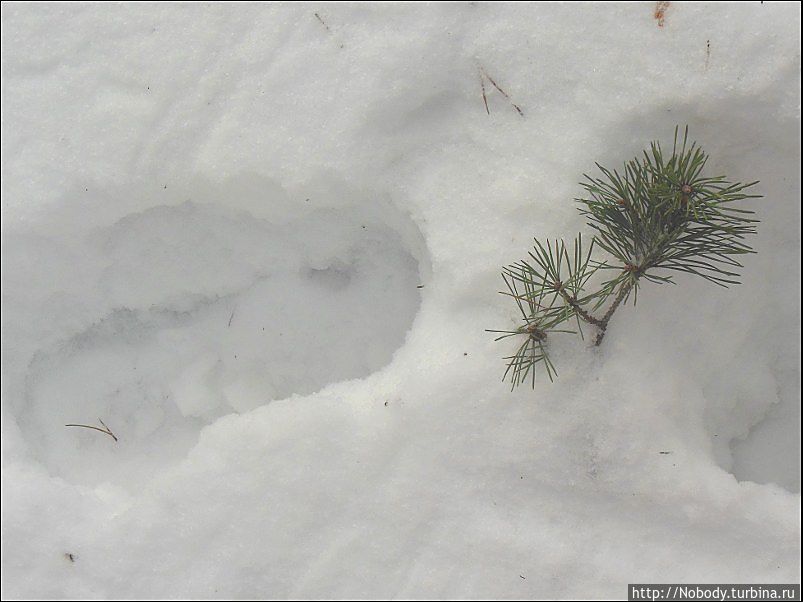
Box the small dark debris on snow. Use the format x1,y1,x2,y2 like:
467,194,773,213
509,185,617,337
65,552,76,563
654,1,670,28
314,12,331,33
659,451,672,455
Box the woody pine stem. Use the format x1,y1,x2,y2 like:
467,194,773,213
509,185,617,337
556,287,604,327
593,279,634,346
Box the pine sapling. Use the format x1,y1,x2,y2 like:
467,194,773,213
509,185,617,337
489,127,761,388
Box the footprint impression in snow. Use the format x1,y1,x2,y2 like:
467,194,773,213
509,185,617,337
5,175,427,488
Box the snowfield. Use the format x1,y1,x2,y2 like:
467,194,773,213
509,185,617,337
1,2,800,599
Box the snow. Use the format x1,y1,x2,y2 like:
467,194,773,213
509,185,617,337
1,2,800,599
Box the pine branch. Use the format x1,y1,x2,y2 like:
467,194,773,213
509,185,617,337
491,127,761,386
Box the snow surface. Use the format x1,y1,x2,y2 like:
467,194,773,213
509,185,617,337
1,2,800,599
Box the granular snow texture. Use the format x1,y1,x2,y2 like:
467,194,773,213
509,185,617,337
1,3,800,599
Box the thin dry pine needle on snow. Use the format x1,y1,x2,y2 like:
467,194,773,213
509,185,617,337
477,64,524,117
64,418,118,442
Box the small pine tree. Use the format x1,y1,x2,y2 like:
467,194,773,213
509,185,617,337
489,127,761,388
